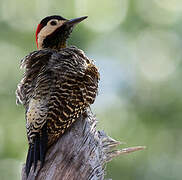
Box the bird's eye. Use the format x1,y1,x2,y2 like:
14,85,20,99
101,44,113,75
50,21,57,26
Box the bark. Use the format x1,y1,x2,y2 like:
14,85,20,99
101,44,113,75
21,109,145,180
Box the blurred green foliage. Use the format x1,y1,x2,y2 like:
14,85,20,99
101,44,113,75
1,0,182,179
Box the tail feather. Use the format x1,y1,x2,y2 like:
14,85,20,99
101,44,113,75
40,124,48,168
33,135,40,172
25,123,48,177
25,145,34,176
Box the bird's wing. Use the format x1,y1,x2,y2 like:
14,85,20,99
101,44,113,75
45,47,100,145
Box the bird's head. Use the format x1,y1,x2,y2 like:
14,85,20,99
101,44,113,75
35,15,87,50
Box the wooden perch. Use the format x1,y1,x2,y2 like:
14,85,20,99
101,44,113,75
21,108,145,180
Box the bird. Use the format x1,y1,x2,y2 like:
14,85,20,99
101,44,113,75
16,15,100,178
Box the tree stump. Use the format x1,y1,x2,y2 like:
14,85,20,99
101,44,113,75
21,108,145,180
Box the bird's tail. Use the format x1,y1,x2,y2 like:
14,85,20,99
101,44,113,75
25,124,48,177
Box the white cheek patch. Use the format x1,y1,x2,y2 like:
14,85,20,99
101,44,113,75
38,20,66,49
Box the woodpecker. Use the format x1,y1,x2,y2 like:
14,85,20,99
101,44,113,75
16,15,99,177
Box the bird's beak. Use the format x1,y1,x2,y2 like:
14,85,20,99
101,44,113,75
65,16,88,27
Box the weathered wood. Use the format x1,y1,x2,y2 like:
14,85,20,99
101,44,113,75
21,109,145,180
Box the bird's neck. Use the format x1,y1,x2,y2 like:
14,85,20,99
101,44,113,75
57,40,67,49
40,35,67,50
48,40,67,50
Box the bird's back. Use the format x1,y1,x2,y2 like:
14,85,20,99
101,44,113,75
16,46,99,175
